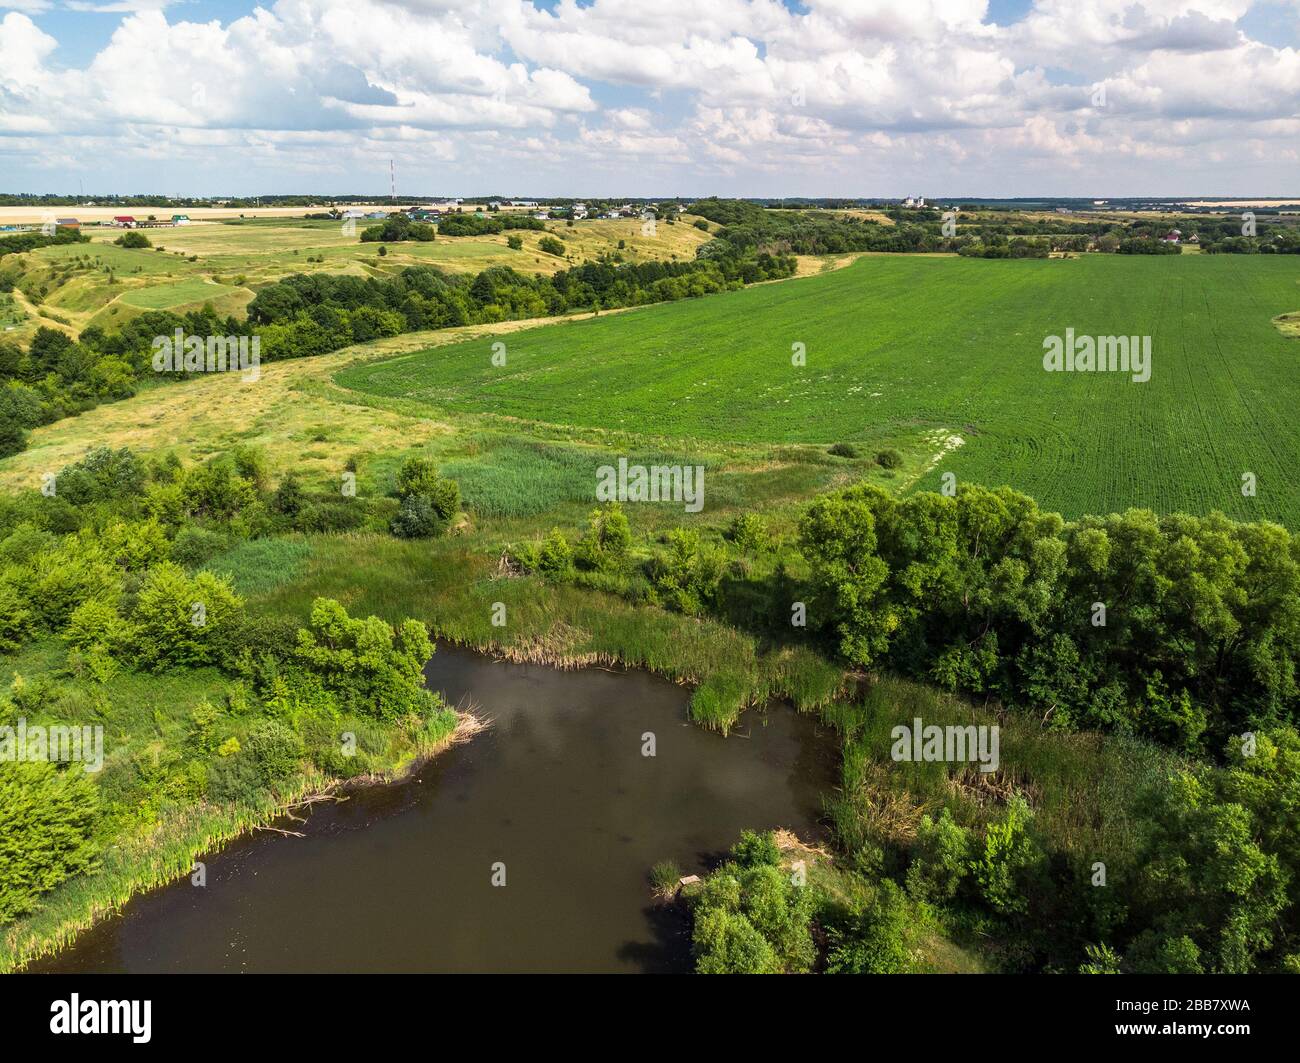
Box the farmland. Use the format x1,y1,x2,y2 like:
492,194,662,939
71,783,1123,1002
340,253,1300,526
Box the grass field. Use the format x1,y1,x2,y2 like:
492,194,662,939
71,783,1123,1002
117,277,242,310
338,253,1300,525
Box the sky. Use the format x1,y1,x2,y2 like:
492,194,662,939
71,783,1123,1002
0,0,1297,198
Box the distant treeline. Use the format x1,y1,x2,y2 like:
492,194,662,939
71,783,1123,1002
0,230,89,261
689,198,1300,257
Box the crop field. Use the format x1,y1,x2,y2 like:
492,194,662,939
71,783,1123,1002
339,253,1300,526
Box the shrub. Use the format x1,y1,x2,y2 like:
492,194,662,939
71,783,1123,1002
0,577,36,652
574,503,631,572
875,448,904,469
0,420,25,458
390,491,452,538
726,513,768,555
271,473,305,516
128,562,245,671
905,808,971,903
292,597,436,721
648,528,723,614
0,761,100,923
113,231,151,249
243,718,304,783
170,526,233,568
731,829,781,868
538,236,566,257
828,442,858,458
55,446,147,505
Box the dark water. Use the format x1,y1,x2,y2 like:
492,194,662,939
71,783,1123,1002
35,647,834,973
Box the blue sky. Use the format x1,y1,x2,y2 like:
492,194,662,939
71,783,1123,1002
1,0,1297,197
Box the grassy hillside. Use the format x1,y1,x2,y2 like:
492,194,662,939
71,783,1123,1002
0,215,712,342
339,253,1300,525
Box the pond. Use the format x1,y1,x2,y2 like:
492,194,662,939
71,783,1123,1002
36,646,835,973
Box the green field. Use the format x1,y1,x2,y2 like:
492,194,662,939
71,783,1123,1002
339,254,1300,525
117,278,242,309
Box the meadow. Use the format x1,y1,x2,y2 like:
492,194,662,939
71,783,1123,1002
340,253,1300,526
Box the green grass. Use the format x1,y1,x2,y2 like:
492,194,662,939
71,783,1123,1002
203,537,314,596
339,254,1300,525
118,278,241,310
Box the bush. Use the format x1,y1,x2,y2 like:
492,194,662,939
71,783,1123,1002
0,761,100,923
726,513,768,555
574,503,631,571
649,528,723,614
506,235,523,250
690,849,816,973
0,420,25,458
514,528,573,577
128,562,245,671
170,526,232,568
390,488,456,539
292,597,436,721
731,829,781,868
243,718,304,783
271,473,305,517
539,236,566,257
905,808,971,903
828,442,858,458
113,231,151,249
875,448,904,469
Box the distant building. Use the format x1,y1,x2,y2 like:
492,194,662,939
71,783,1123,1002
509,200,538,207
112,215,137,227
572,202,588,219
171,214,190,225
341,209,365,220
532,211,549,220
366,211,388,219
55,217,80,229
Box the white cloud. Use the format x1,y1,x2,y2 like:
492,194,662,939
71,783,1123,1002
0,0,1296,194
